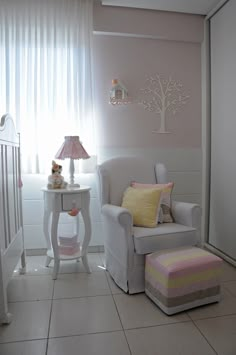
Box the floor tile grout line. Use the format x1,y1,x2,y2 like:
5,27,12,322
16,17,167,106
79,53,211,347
9,271,111,303
13,271,101,277
103,267,115,291
16,269,106,277
225,290,236,298
0,337,48,346
45,279,56,355
103,270,132,354
1,320,209,346
110,293,132,355
192,319,219,355
185,311,192,321
47,329,131,340
187,312,236,322
222,285,236,298
97,252,105,266
0,324,215,344
8,291,112,304
121,319,195,331
52,292,115,301
34,319,208,341
55,270,107,277
52,292,112,301
12,273,53,277
42,317,196,341
8,299,53,304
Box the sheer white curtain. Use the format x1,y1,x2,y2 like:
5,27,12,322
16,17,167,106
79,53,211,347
0,0,96,173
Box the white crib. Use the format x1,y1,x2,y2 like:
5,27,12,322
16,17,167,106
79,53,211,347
0,113,26,324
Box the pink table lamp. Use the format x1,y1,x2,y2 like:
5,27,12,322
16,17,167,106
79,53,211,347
55,136,90,187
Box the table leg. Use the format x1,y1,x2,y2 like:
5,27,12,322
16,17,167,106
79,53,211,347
51,211,60,280
45,255,53,267
19,250,26,274
80,193,92,273
76,213,80,262
43,210,51,250
82,254,91,273
43,209,53,267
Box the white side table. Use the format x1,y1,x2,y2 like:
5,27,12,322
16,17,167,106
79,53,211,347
41,186,92,279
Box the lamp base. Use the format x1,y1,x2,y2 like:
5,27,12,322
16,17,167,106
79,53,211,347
68,183,80,188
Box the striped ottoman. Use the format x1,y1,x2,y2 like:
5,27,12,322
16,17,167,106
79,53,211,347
145,247,222,315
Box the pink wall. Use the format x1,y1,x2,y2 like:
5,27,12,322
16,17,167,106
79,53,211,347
94,2,204,42
93,2,204,149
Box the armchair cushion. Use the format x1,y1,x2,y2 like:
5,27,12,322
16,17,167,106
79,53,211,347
121,186,162,227
131,181,174,223
133,223,197,254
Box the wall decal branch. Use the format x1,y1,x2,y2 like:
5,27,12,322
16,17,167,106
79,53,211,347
139,74,190,133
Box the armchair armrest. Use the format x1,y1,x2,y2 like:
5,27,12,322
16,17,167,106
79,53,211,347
171,201,201,230
102,204,133,227
101,204,134,266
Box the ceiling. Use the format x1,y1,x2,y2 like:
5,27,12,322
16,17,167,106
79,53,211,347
101,0,225,15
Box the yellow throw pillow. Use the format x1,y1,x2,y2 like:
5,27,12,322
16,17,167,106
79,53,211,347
121,186,162,228
131,182,174,223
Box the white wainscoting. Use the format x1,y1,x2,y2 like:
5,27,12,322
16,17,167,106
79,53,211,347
22,148,202,252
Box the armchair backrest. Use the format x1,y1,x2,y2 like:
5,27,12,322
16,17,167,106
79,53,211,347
97,156,167,207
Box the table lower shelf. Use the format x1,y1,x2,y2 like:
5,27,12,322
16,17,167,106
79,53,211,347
47,248,82,261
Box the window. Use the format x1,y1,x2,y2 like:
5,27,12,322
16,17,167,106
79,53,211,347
0,0,95,173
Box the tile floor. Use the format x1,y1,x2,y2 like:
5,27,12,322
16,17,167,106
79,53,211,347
0,253,236,355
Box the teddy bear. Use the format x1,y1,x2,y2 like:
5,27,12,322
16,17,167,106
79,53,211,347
47,160,68,189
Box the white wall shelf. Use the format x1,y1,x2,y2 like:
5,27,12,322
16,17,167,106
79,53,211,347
109,97,133,105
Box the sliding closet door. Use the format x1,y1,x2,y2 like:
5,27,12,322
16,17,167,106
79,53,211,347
209,0,236,260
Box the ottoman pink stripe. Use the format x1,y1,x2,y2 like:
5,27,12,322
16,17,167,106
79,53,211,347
153,246,204,257
163,258,222,277
149,251,220,267
151,247,209,263
146,257,222,278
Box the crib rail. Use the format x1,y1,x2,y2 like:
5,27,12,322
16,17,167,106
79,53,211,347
0,144,21,250
0,115,21,251
0,113,25,324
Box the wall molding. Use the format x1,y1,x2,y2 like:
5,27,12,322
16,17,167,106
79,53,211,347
93,30,201,44
206,0,229,20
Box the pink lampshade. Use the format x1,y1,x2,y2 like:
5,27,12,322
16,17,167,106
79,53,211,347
55,136,90,160
55,136,90,188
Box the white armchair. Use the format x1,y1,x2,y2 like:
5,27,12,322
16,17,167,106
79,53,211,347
97,157,201,294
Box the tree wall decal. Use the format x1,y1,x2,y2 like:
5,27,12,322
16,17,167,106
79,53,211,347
139,74,190,133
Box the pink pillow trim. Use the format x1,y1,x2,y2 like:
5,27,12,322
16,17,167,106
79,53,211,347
131,182,174,189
